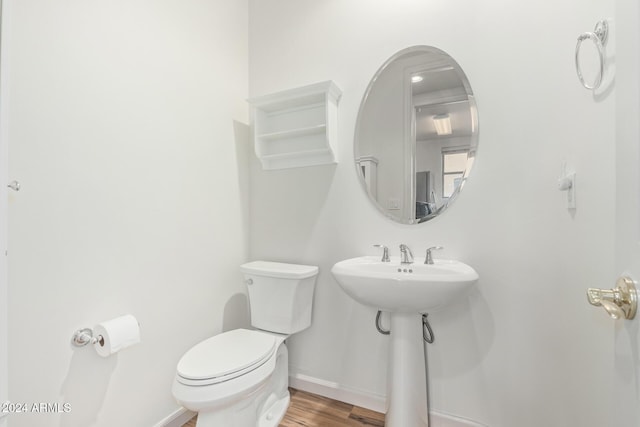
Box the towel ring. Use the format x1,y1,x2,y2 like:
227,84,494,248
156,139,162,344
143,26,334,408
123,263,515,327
575,20,608,90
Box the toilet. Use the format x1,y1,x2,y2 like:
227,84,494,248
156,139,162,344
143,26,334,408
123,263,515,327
172,260,319,427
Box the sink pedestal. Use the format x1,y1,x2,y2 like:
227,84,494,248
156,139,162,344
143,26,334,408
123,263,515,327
330,256,479,427
386,312,429,427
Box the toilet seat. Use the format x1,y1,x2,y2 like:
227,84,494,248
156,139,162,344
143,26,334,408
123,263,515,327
176,329,276,386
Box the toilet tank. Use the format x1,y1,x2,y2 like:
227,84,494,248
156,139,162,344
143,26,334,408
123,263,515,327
240,261,319,334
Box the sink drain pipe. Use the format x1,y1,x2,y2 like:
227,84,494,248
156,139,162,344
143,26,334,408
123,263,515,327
376,311,434,426
375,310,391,335
375,311,435,344
421,314,434,343
422,314,433,427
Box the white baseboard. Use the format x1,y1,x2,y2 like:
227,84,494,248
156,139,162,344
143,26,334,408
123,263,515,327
152,407,195,427
288,372,386,414
153,378,487,427
288,374,489,427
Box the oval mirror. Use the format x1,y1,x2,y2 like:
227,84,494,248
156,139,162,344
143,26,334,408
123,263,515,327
354,46,479,224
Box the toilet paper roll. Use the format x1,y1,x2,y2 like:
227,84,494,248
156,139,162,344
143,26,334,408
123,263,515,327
93,314,141,357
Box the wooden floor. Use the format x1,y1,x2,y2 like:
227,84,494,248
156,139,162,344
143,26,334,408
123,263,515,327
182,388,385,426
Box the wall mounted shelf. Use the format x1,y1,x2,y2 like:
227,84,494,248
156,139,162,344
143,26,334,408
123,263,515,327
248,81,342,170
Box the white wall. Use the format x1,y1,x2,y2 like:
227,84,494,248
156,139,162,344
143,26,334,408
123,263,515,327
5,1,249,426
248,1,615,426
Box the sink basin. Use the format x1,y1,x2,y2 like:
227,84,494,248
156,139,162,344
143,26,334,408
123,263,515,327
331,256,479,313
332,255,479,426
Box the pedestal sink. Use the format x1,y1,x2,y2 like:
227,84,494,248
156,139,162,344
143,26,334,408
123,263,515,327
331,256,479,427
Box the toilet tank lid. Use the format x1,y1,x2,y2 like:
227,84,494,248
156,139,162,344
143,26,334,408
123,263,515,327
240,261,319,279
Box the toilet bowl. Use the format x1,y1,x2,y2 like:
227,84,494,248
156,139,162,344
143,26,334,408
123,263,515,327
172,261,318,427
172,329,290,426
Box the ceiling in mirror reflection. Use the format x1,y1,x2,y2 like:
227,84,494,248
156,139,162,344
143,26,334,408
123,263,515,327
416,101,474,140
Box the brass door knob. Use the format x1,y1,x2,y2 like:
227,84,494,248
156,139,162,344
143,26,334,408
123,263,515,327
587,276,637,320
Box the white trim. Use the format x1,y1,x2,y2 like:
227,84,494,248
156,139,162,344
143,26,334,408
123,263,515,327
0,406,8,419
151,377,489,427
288,373,490,427
0,402,8,427
0,0,9,419
288,372,386,414
151,407,195,427
431,410,490,427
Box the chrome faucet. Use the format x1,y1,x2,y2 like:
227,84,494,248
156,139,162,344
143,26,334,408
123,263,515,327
425,246,443,264
399,244,414,264
373,244,390,262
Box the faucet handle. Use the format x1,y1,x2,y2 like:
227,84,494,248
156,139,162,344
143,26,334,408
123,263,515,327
425,246,444,264
373,244,390,262
399,244,414,264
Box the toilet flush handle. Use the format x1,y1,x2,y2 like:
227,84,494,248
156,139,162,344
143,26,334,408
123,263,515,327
246,278,253,285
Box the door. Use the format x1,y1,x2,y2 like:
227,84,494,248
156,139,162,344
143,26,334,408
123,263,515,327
613,0,640,425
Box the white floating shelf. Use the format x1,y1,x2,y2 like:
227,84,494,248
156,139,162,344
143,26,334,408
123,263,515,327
258,124,327,141
248,81,342,170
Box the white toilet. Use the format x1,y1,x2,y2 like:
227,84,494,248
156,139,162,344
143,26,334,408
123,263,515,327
172,260,319,427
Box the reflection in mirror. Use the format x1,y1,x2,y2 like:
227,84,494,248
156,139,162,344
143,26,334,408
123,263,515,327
355,46,478,224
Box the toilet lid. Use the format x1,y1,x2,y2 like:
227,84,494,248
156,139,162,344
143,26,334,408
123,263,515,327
177,329,276,382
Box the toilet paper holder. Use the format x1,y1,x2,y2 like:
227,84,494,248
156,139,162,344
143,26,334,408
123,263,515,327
71,328,104,347
72,315,141,358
